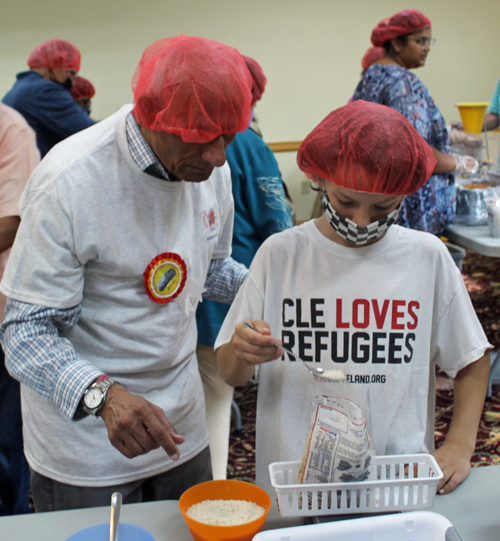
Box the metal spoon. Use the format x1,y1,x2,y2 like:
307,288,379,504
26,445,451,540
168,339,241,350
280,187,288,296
243,321,345,382
110,491,122,541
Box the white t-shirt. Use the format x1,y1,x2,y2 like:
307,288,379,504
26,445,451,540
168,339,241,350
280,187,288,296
215,220,490,497
1,105,235,486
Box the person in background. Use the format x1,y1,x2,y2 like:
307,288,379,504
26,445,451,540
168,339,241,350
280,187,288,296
70,76,95,115
0,35,252,511
312,45,387,221
353,9,478,236
216,101,490,498
452,75,500,167
482,77,499,151
244,56,295,221
0,103,40,515
195,55,293,480
2,39,95,157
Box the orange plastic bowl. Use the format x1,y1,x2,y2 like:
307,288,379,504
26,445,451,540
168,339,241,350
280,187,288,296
179,479,272,541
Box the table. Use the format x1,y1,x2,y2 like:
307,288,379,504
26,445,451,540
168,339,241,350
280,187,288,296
444,223,500,258
1,465,499,541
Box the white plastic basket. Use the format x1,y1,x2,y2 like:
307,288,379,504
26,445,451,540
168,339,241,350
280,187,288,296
269,453,443,517
253,510,462,541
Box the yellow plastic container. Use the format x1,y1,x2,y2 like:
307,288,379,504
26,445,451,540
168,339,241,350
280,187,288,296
179,479,272,541
455,102,490,134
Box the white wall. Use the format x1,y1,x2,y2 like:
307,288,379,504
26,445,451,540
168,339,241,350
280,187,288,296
1,0,499,220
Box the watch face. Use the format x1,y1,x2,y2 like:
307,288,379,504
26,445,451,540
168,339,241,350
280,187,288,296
85,387,103,409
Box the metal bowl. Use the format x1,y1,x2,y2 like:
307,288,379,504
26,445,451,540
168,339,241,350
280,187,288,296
455,175,500,225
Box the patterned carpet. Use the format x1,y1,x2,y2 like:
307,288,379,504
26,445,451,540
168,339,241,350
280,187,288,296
227,249,500,480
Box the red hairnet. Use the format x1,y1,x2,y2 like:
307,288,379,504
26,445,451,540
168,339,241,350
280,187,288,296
242,55,267,106
297,101,436,196
361,46,385,72
371,9,432,47
132,35,253,143
27,39,81,71
70,76,95,100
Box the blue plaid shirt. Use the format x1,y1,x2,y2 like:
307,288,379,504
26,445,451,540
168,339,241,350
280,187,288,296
0,113,247,419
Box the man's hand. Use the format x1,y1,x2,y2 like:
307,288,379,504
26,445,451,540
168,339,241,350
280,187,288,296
432,441,472,495
99,384,185,460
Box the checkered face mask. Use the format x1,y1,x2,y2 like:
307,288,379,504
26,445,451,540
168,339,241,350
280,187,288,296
321,190,402,245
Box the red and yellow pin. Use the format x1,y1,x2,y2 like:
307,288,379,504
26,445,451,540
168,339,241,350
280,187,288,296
143,252,187,304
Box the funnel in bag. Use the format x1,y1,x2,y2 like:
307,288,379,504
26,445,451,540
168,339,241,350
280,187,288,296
455,102,490,134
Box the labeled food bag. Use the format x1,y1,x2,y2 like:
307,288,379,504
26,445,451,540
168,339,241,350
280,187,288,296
298,394,374,485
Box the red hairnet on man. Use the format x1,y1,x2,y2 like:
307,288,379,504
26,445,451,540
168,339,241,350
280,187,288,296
132,35,252,143
27,39,81,73
0,35,255,512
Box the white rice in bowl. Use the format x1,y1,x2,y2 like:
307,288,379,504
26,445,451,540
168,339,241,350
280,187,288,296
186,499,265,526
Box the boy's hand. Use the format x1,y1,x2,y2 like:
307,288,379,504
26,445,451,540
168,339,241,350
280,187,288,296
231,320,283,368
432,441,472,495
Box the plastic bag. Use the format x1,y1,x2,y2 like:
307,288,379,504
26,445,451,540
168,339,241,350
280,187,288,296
298,374,375,484
298,395,374,485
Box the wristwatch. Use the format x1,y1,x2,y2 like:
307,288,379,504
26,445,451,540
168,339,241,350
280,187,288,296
82,375,117,416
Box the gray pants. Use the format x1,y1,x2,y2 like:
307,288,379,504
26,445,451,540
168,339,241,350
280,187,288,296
31,446,212,512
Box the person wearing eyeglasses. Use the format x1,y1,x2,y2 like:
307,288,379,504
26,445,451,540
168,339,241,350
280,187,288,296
353,9,478,236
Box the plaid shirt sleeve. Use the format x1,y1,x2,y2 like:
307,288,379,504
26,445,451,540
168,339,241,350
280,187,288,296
0,299,103,419
204,257,248,304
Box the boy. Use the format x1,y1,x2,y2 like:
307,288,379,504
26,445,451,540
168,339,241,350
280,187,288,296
216,101,490,498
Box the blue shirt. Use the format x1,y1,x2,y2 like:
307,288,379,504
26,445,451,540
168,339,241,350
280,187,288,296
353,64,455,235
196,128,293,346
2,71,95,157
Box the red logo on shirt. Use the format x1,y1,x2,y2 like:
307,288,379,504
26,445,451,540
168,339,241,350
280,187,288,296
203,208,217,232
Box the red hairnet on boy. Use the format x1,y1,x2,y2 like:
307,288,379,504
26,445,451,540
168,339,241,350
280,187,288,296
297,100,436,196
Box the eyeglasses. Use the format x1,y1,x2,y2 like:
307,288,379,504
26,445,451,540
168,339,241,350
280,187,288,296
410,37,436,49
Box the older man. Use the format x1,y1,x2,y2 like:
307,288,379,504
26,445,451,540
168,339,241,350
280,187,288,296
2,39,95,157
0,35,252,511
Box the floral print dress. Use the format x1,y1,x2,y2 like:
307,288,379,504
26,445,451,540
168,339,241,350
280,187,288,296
353,64,454,235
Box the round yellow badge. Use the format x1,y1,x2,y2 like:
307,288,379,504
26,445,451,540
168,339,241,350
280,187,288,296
143,252,187,304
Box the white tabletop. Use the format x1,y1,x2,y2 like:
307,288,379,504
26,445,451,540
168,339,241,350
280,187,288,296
444,223,500,257
1,465,499,541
